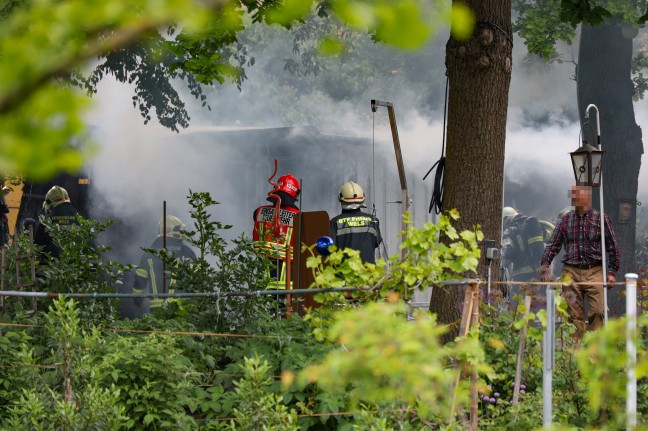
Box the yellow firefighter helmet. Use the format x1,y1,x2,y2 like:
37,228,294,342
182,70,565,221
43,185,70,213
339,181,365,204
158,215,186,239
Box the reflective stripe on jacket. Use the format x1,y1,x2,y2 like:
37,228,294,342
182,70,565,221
253,205,299,261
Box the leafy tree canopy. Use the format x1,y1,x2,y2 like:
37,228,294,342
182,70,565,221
0,0,474,181
513,0,646,62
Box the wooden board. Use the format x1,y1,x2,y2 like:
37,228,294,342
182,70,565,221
290,210,330,315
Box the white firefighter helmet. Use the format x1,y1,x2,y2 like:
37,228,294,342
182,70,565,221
339,181,365,204
158,215,186,239
43,185,70,213
502,206,518,219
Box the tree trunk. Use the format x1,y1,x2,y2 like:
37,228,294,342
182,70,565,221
577,21,643,316
430,1,512,343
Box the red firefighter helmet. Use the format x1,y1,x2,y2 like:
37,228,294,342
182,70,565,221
277,174,300,199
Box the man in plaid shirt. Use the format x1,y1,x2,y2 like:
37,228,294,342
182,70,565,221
538,185,620,338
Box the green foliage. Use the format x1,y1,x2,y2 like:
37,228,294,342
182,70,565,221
559,0,612,26
479,297,544,406
512,0,578,61
0,328,34,411
3,198,648,429
298,298,477,425
304,210,482,340
216,316,343,429
631,51,648,101
574,314,648,429
221,355,299,431
0,0,217,180
95,332,199,430
1,0,471,181
145,190,275,333
38,216,132,327
3,298,128,430
449,2,476,40
640,9,648,24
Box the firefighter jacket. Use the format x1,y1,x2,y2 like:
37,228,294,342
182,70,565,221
253,196,300,290
34,202,79,260
253,204,299,261
330,209,382,264
501,214,545,281
133,236,197,310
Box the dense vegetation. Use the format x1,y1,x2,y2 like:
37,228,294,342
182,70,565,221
0,191,646,430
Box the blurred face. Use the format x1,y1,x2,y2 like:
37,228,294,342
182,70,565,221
569,185,592,209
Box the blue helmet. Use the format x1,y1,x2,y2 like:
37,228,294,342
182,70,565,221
315,236,334,256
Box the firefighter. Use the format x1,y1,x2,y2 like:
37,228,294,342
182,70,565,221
133,215,196,314
330,181,382,264
34,185,80,260
500,206,545,303
252,174,301,291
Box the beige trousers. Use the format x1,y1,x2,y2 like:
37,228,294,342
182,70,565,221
561,264,604,339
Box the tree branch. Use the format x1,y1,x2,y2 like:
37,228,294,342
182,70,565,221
0,20,165,114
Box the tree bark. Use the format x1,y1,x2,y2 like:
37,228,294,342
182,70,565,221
577,21,643,316
430,2,512,343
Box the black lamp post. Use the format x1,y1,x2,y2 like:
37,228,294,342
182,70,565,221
570,140,603,187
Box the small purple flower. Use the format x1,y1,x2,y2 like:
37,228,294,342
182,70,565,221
520,390,526,394
482,395,488,401
520,384,526,390
489,398,497,404
494,392,500,398
510,382,515,387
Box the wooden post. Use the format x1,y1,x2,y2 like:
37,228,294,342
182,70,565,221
451,282,480,430
284,241,292,319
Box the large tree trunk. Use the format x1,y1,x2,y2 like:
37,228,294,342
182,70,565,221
430,1,512,343
577,21,643,316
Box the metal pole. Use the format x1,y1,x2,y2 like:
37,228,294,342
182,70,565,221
585,104,607,324
487,263,491,303
626,273,638,430
162,201,167,295
543,286,555,428
370,99,409,259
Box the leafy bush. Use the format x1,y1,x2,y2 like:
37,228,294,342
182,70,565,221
39,216,132,327
2,298,128,430
139,190,277,334
95,332,199,430
219,355,299,431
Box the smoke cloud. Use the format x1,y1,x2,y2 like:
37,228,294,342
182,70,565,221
84,19,647,270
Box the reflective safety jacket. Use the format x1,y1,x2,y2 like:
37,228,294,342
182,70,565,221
253,205,299,261
133,236,196,309
330,209,381,264
253,204,300,289
502,214,545,281
34,202,80,259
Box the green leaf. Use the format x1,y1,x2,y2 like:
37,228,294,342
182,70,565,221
449,2,475,40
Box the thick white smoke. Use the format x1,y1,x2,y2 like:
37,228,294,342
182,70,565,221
84,20,647,269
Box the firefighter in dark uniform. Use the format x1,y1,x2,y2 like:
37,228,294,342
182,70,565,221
253,174,301,291
34,185,80,260
330,181,382,264
133,215,196,314
501,206,545,303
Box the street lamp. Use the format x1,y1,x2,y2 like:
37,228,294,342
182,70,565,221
574,104,608,324
570,140,603,187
